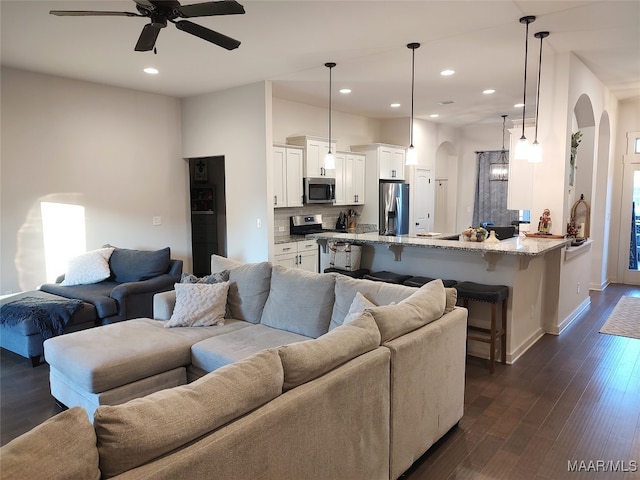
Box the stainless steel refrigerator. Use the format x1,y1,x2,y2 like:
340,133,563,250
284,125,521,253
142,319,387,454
379,181,410,235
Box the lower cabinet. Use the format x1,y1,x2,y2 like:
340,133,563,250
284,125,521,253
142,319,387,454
273,240,318,273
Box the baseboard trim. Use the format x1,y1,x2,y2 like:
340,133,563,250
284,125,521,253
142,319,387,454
547,297,591,335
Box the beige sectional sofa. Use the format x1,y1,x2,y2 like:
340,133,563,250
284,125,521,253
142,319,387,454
2,255,468,480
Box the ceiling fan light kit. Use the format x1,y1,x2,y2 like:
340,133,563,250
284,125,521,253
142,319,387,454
514,15,536,161
50,0,245,52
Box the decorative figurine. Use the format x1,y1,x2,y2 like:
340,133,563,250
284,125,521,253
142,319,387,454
538,209,552,234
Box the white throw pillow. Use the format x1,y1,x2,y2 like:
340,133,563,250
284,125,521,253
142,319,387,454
164,282,230,328
343,291,377,325
60,248,115,286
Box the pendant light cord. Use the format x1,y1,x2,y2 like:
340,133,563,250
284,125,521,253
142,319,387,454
501,114,507,151
325,62,336,153
410,46,415,147
519,16,536,140
533,32,549,143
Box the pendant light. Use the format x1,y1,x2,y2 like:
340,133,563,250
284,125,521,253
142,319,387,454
324,62,336,170
514,15,536,161
528,31,549,163
406,42,420,166
490,115,509,181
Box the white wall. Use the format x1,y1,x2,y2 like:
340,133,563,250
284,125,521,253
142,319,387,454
0,68,187,293
272,97,381,150
181,82,272,263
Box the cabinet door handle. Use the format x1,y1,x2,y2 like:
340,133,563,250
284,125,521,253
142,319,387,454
391,169,396,178
320,167,325,176
274,195,278,205
298,255,302,264
282,247,292,251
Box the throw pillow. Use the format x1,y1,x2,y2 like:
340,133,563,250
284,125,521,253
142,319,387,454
343,291,377,325
180,269,229,284
108,246,171,283
164,282,229,328
367,279,446,343
60,247,115,286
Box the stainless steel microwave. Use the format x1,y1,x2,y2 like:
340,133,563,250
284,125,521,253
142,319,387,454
304,177,335,204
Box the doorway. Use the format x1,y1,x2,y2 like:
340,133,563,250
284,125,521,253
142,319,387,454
620,132,640,285
188,157,226,276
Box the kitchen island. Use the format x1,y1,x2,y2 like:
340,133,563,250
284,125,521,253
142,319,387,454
308,231,591,364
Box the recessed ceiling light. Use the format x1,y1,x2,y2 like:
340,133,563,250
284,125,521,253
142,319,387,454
390,103,401,108
483,89,496,94
430,114,439,118
514,102,525,108
143,67,159,75
440,69,455,76
339,88,351,94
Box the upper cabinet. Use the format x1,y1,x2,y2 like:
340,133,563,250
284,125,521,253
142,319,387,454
273,145,303,208
334,151,366,206
287,136,337,178
352,143,406,181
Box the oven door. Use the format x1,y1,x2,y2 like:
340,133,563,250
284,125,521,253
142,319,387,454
304,178,335,204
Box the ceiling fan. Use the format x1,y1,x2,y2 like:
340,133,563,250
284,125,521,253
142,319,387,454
50,0,245,52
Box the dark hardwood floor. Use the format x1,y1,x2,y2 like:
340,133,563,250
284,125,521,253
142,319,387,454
1,284,639,479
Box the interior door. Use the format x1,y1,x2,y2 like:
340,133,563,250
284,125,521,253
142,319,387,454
434,179,448,233
619,132,640,285
413,167,432,233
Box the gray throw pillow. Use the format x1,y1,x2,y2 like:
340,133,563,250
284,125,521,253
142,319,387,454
181,269,229,284
108,246,171,283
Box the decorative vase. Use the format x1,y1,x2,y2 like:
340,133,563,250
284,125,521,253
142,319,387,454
485,230,500,244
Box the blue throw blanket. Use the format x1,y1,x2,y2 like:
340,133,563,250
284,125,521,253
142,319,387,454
0,296,84,339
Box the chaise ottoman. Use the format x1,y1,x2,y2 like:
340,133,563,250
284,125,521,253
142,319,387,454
43,318,254,417
0,291,97,367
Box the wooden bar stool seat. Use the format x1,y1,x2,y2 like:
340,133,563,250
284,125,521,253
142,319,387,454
454,281,509,374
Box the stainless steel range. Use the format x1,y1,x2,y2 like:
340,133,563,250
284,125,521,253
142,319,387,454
290,214,345,235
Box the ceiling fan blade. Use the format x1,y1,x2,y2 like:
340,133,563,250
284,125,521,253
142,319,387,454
177,1,245,18
50,10,141,17
135,24,162,51
175,20,240,50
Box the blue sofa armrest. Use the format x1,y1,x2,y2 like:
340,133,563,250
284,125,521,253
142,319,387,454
106,260,183,322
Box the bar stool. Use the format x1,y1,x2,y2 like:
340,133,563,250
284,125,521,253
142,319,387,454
323,267,370,279
403,276,458,288
454,281,509,374
363,271,412,285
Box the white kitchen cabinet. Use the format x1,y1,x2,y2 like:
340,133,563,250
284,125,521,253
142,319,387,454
286,136,336,178
273,240,318,273
352,143,405,181
345,152,366,205
334,151,365,206
272,145,303,208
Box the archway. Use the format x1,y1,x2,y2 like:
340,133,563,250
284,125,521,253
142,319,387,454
434,141,458,232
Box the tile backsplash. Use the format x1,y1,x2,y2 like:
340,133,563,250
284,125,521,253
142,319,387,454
274,204,365,238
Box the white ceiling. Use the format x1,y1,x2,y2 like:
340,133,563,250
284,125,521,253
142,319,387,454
2,0,639,127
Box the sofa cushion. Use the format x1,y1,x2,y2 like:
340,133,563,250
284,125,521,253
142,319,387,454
0,407,100,480
164,282,230,328
261,265,335,338
367,279,446,343
108,246,171,283
445,287,457,313
190,324,310,372
39,281,119,318
180,269,229,284
278,312,381,391
94,349,284,478
210,256,272,324
60,247,115,286
329,275,417,330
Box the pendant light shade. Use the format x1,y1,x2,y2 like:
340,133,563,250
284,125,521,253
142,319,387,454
529,31,549,164
490,115,509,181
324,62,336,170
406,42,420,166
514,15,536,161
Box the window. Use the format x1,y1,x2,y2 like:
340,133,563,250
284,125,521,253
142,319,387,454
40,202,86,282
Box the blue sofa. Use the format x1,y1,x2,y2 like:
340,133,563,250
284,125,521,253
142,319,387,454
1,246,182,366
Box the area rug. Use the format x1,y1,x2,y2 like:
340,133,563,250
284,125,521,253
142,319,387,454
599,296,640,340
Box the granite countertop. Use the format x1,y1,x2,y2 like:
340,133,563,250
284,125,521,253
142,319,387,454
305,231,571,257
